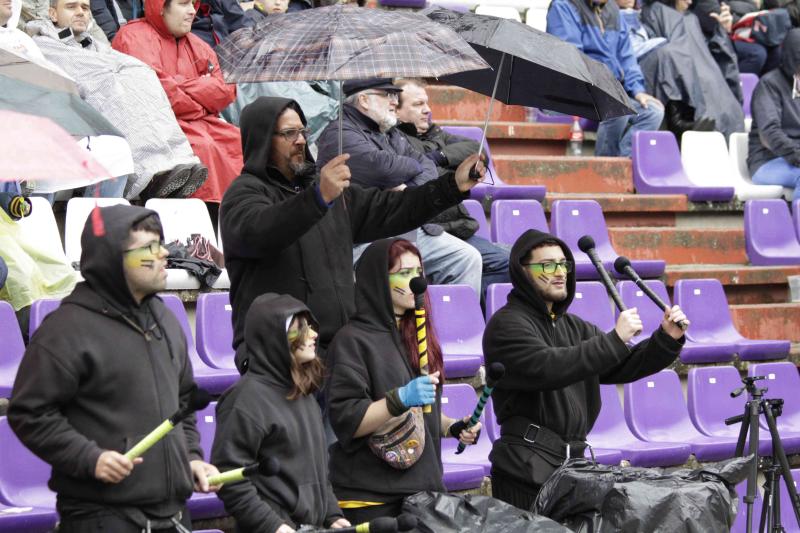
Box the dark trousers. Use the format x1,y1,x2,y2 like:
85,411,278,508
491,469,541,513
57,509,191,533
341,501,404,525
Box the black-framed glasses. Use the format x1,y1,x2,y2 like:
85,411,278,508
274,127,311,143
123,241,166,255
522,260,574,274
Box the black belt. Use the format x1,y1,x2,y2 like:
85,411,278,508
500,417,588,460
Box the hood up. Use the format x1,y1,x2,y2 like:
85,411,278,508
353,238,400,332
79,204,164,310
781,28,800,80
145,0,194,39
508,229,577,319
242,293,317,388
239,96,314,182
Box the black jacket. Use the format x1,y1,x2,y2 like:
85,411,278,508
483,230,683,482
748,28,800,174
220,97,466,366
91,0,121,41
191,0,249,48
327,239,446,504
211,294,342,532
8,205,202,516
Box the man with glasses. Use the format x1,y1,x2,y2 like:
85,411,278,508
9,205,221,532
482,229,688,509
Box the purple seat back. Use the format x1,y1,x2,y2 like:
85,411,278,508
780,470,800,527
532,110,598,131
588,384,637,441
673,279,743,344
379,0,425,6
0,418,55,508
731,479,763,533
550,200,616,273
195,402,217,462
624,370,702,443
428,285,484,362
462,199,491,241
0,301,25,397
616,280,670,344
740,73,759,118
687,366,747,436
490,200,548,245
28,298,61,338
196,293,236,370
748,362,800,429
440,384,491,473
485,282,512,322
632,131,695,193
793,199,800,241
569,282,615,332
744,200,800,265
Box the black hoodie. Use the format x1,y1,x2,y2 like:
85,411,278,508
748,29,800,175
483,230,683,483
211,294,343,532
326,239,445,504
220,97,466,368
8,205,202,516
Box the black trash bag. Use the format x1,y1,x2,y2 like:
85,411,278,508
402,491,571,533
534,455,754,533
166,240,221,290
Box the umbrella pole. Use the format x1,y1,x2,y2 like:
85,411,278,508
477,52,506,162
338,80,344,156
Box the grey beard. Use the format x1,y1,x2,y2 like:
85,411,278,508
378,114,398,133
289,159,316,177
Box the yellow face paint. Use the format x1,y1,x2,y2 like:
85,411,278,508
388,267,423,295
123,242,161,270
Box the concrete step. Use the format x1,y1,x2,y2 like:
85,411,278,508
428,85,527,123
544,193,687,227
665,264,800,305
609,227,747,265
437,120,571,156
495,155,633,194
731,303,800,344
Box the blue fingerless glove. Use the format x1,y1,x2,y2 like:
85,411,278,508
397,375,437,408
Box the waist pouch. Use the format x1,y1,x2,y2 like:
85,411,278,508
368,407,426,470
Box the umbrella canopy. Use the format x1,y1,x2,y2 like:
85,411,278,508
216,4,489,83
0,48,78,95
0,110,112,191
422,7,634,121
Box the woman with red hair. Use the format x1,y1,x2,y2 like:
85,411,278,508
326,238,480,524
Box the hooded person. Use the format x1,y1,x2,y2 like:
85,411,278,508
112,0,243,204
211,294,350,533
326,238,480,524
748,28,800,200
8,205,221,532
219,97,485,369
483,229,688,510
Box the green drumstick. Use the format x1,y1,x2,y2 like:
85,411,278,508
124,387,212,461
207,457,280,486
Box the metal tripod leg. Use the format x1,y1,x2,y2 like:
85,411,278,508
763,403,800,529
734,398,761,533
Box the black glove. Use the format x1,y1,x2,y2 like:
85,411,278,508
448,419,481,444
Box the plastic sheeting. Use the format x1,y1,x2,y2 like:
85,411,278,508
533,456,753,532
401,491,572,532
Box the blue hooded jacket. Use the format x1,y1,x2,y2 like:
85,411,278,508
547,0,646,97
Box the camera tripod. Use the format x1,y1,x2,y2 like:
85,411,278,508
724,376,800,533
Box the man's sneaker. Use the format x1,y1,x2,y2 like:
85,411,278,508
170,164,208,199
141,164,195,200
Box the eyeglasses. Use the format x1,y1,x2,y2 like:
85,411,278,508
123,241,166,255
274,127,311,143
363,91,399,102
521,261,574,274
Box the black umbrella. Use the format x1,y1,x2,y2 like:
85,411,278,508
422,7,634,158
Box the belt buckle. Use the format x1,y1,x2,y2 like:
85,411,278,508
523,423,540,444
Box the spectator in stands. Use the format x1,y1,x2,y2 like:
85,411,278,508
484,229,687,507
8,205,221,532
212,294,350,532
220,97,484,369
1,0,52,57
316,79,483,297
394,78,511,296
243,0,285,24
17,0,109,44
727,0,784,75
28,0,207,200
547,0,665,157
616,0,668,57
113,0,243,205
748,28,800,199
91,0,125,41
327,238,481,523
191,0,248,48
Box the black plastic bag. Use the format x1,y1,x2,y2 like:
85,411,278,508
166,240,221,289
402,491,572,532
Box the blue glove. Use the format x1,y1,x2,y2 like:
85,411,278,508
397,375,437,408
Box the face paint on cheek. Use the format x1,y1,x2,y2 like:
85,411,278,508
389,274,411,295
536,273,551,284
123,247,158,270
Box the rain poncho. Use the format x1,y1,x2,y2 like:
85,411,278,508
27,19,201,199
112,0,243,203
0,0,49,61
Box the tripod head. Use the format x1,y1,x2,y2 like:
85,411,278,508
731,375,768,399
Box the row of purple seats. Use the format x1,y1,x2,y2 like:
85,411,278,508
745,199,800,266
0,302,24,398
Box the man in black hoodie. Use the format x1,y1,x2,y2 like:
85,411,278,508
483,229,688,510
220,97,484,371
9,205,220,532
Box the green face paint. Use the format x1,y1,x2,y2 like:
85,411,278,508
123,245,160,270
389,267,423,294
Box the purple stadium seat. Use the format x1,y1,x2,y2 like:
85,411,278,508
740,73,758,120
429,0,470,11
624,370,738,461
674,279,790,361
780,470,800,531
442,462,485,491
484,282,512,322
441,126,546,202
532,110,598,132
632,131,734,201
588,448,623,466
484,397,500,443
196,293,237,370
0,302,25,398
188,402,225,520
28,298,61,338
462,199,491,241
588,384,691,467
0,417,58,532
744,200,800,265
379,0,425,6
687,366,779,455
441,384,492,475
550,200,665,280
428,285,484,378
569,281,615,331
793,199,800,241
159,294,240,395
490,200,548,246
748,362,800,436
731,479,763,533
